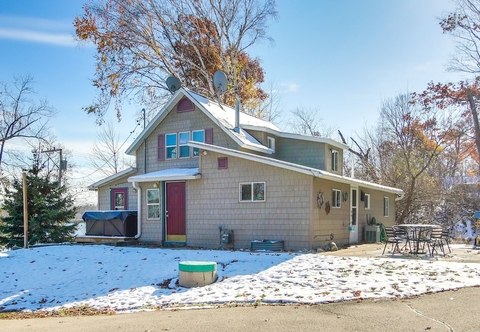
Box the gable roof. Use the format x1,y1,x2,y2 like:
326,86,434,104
188,141,404,198
88,167,137,190
125,88,272,155
125,88,348,156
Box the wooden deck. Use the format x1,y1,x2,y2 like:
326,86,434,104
75,235,137,244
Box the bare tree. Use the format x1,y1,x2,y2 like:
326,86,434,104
441,0,480,74
244,80,285,123
89,122,135,177
75,0,277,122
350,93,452,223
289,107,336,137
0,75,55,169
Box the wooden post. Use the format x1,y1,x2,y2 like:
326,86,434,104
23,172,28,248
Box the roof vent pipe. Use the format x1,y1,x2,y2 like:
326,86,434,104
234,99,240,133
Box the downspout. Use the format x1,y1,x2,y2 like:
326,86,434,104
132,181,142,239
143,108,147,174
137,108,146,239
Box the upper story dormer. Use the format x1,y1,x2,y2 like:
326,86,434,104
125,88,348,175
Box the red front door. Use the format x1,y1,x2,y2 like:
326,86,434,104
165,182,186,242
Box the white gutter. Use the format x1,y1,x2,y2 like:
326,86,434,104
188,141,404,196
132,181,142,239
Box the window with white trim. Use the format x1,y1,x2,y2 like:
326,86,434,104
179,131,190,158
364,193,370,210
164,130,206,159
165,133,177,159
192,130,205,157
383,196,389,217
240,182,265,202
147,189,160,219
267,136,275,152
332,189,341,208
331,149,339,172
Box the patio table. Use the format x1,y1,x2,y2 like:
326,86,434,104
397,224,440,256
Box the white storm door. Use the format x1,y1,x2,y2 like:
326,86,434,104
349,186,359,243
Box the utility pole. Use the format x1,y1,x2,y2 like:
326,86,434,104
23,171,28,248
41,148,66,187
143,108,147,174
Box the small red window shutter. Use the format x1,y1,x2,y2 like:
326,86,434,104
205,128,213,144
157,134,165,161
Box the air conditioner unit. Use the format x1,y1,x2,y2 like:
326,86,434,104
365,225,381,243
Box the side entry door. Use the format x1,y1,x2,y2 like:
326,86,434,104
349,186,358,243
165,182,186,243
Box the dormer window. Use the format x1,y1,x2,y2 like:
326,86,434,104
267,136,275,152
331,149,339,172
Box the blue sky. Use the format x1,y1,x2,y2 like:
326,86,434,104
0,0,466,201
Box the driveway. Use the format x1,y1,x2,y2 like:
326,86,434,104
2,287,480,332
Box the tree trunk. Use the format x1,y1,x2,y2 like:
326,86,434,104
466,88,480,167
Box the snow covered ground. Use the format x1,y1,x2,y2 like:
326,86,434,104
1,244,480,313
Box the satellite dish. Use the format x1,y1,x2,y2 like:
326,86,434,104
166,76,181,93
213,71,228,94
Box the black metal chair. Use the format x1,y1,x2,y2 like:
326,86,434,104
431,228,448,256
382,227,404,256
416,227,433,256
442,228,452,254
393,226,410,252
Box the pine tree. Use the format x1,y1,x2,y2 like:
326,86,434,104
0,164,77,248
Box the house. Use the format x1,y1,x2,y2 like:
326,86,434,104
87,88,404,250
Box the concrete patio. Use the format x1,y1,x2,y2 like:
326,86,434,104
322,242,480,263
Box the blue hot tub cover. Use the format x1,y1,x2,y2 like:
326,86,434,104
82,210,137,222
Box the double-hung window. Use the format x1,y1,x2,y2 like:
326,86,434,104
147,189,160,219
163,130,208,160
240,182,265,202
179,131,190,158
331,149,339,172
192,130,205,157
267,136,275,152
332,189,341,208
364,193,370,210
165,133,177,159
383,196,389,217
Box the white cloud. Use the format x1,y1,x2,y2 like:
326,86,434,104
280,82,300,92
0,28,77,47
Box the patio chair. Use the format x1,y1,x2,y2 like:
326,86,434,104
416,227,433,257
382,227,404,256
430,227,446,256
393,226,410,252
442,229,452,253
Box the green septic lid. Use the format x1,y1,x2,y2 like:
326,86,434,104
179,261,217,272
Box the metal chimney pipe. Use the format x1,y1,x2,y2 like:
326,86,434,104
234,99,240,133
